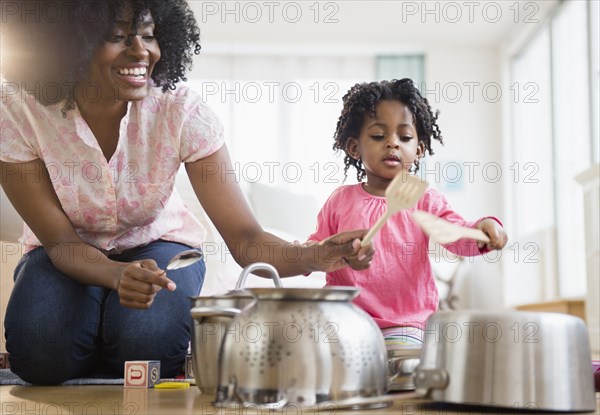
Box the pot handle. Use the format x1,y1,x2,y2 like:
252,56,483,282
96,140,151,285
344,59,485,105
190,306,242,320
414,367,449,396
235,262,283,290
388,357,420,382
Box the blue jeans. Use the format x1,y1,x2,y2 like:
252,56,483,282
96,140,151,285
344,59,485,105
4,240,205,385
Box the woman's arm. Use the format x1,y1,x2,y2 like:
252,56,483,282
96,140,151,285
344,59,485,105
185,145,373,277
0,159,174,309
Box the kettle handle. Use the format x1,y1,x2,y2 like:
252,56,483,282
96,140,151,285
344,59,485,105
235,262,283,290
190,306,241,319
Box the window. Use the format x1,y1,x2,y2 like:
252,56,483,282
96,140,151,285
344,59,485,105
590,0,600,163
186,55,374,238
377,55,424,85
509,1,595,298
551,0,590,297
510,26,553,237
188,55,423,206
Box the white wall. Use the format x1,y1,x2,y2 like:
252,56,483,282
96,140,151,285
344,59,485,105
423,46,506,310
423,46,504,220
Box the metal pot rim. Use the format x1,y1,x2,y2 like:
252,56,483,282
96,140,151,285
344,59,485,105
246,286,360,301
189,289,254,301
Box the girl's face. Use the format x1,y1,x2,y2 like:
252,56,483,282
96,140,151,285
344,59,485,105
346,100,424,193
82,10,161,103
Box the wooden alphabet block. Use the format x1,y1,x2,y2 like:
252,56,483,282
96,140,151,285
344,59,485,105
124,360,160,388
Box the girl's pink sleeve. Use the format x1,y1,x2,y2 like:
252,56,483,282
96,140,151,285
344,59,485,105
307,186,354,243
306,196,337,243
303,191,340,276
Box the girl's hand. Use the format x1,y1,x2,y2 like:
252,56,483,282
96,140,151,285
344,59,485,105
477,218,508,251
115,259,176,309
315,229,374,272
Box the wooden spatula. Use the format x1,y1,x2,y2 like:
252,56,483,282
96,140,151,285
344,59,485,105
412,210,490,244
361,171,429,247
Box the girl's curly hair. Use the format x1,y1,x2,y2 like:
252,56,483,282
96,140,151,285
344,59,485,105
1,0,200,106
333,79,443,182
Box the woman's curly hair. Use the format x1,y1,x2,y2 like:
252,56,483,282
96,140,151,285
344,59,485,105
1,0,200,106
333,79,443,182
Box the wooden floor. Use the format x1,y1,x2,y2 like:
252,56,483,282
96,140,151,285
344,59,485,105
1,385,599,415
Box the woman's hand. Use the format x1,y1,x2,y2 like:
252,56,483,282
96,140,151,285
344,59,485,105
311,229,374,272
115,259,176,309
477,218,508,251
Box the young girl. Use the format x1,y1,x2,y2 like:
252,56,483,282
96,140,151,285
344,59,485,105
307,79,508,347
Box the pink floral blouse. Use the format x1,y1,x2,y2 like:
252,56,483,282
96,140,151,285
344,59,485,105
0,84,224,254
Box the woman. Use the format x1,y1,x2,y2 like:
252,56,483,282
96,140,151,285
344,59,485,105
0,0,373,384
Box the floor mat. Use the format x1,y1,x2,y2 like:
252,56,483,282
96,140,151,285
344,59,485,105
0,369,123,385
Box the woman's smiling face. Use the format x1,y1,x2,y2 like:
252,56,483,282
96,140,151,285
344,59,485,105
83,9,161,103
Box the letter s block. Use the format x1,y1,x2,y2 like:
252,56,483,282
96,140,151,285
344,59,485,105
124,360,161,388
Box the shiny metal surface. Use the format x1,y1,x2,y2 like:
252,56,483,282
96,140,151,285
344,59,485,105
235,263,282,289
387,346,421,391
190,296,254,394
189,263,280,394
214,387,424,411
247,286,359,301
217,300,387,407
209,268,387,408
415,311,596,412
166,249,203,270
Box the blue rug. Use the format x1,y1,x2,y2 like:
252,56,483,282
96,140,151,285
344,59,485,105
0,369,123,385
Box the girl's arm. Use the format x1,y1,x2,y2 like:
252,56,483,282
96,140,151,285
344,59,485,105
0,159,174,309
475,217,508,251
422,189,507,255
185,145,373,276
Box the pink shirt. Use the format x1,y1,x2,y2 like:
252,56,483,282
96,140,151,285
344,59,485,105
308,184,490,329
1,84,224,253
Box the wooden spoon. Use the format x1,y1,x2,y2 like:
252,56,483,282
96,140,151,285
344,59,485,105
361,171,429,247
412,211,490,244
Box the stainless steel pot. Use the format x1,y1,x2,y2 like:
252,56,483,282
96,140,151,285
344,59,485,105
193,264,388,409
414,310,596,412
190,263,281,394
